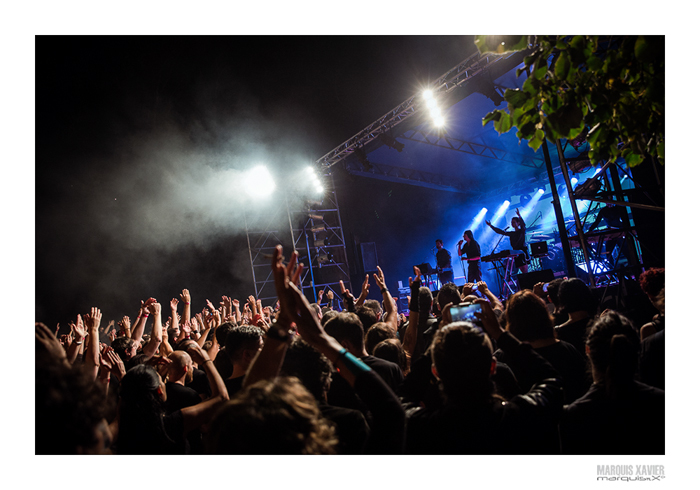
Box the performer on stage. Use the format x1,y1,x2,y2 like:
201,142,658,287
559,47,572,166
486,208,529,273
435,239,454,285
457,230,481,282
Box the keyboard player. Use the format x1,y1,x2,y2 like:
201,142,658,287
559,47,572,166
457,230,482,282
485,208,529,273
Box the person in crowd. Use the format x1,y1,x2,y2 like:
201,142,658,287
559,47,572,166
223,325,265,397
638,267,665,340
365,322,396,356
280,337,370,454
435,239,454,285
494,290,589,404
206,245,405,454
404,299,563,454
115,341,229,454
554,278,598,355
560,311,664,454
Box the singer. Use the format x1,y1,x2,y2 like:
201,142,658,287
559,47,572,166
486,208,529,273
457,230,481,282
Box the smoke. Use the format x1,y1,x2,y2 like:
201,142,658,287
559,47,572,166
37,75,326,323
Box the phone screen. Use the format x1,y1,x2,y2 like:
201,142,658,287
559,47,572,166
449,303,482,322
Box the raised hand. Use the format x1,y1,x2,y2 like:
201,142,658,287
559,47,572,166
147,301,161,316
106,348,126,380
85,307,102,331
326,290,334,300
180,289,191,304
361,274,370,295
206,299,216,312
373,265,387,289
186,342,208,365
72,314,86,340
317,289,324,299
170,298,179,310
36,322,69,364
476,281,489,293
232,298,240,310
473,298,503,341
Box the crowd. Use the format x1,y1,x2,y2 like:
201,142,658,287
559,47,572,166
35,246,664,455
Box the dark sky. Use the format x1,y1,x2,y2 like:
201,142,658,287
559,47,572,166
35,35,479,325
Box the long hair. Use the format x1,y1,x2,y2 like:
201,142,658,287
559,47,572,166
206,377,338,454
431,322,494,407
586,312,640,399
505,290,554,341
117,364,175,454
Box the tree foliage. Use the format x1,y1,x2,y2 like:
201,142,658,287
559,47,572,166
474,35,664,167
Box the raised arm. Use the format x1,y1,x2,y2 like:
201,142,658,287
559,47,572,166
180,343,229,434
374,266,398,333
131,299,154,345
169,297,180,335
354,274,371,308
485,220,506,235
476,281,504,312
402,267,422,359
180,289,191,324
66,315,86,365
141,301,163,360
83,307,102,381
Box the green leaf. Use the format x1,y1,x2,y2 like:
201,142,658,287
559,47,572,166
622,148,644,167
482,110,502,126
570,35,585,50
522,77,538,95
534,64,548,80
634,36,651,63
494,112,513,133
474,35,529,55
528,129,545,150
586,54,603,72
657,140,664,160
554,51,571,80
504,89,529,108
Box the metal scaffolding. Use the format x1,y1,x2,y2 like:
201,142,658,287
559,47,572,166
245,172,352,306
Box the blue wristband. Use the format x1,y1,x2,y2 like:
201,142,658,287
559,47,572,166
334,348,371,376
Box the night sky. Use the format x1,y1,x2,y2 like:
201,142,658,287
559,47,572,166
35,35,479,325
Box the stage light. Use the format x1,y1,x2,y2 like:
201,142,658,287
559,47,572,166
423,89,434,100
426,98,438,109
310,225,325,233
315,185,324,194
305,166,315,174
434,116,445,127
243,166,275,197
537,188,545,194
314,237,330,247
594,167,602,175
571,177,578,186
318,252,333,264
502,200,510,206
308,213,323,220
429,107,441,119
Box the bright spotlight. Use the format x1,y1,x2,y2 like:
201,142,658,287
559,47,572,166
571,177,578,186
434,116,445,127
537,188,545,194
243,166,275,197
315,185,324,194
426,98,438,109
423,89,434,100
305,166,315,174
429,107,441,119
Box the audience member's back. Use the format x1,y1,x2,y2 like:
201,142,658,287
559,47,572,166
560,312,664,454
